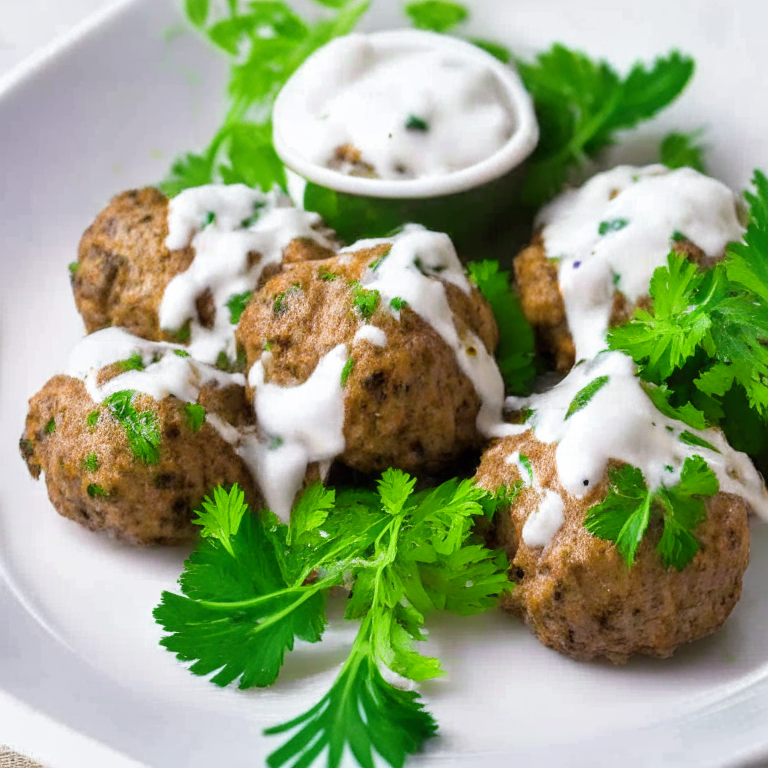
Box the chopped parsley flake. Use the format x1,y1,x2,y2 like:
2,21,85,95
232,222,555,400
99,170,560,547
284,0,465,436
174,349,190,358
273,285,300,315
184,403,206,433
518,453,534,484
405,114,429,132
263,340,274,352
44,418,56,434
351,281,380,320
82,453,99,473
389,296,408,311
671,230,687,243
104,390,161,464
598,218,629,235
226,291,253,325
565,376,610,419
86,410,99,428
341,358,355,386
171,323,191,344
269,436,284,450
116,352,145,372
203,211,215,227
68,262,79,276
318,266,337,282
87,483,107,498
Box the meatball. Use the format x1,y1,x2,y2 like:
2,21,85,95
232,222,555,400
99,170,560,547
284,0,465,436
20,371,260,546
514,234,706,373
513,165,743,372
475,433,750,663
236,242,499,476
72,187,335,344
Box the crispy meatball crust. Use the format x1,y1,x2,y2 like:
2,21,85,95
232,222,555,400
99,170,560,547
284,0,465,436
20,374,261,546
513,235,707,373
475,433,750,664
72,188,335,342
236,245,499,475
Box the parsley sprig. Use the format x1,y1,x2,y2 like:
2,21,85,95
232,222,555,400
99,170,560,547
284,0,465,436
163,0,370,196
466,260,537,395
517,46,695,206
585,456,719,570
103,390,162,464
155,471,512,767
608,171,768,465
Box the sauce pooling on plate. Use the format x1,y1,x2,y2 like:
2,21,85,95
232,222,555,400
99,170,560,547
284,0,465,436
277,33,515,180
538,165,744,361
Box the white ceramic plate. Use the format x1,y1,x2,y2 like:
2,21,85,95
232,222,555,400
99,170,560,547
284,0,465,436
2,1,768,766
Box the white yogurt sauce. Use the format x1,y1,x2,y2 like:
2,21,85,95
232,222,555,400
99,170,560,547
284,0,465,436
504,450,565,548
505,352,768,523
277,33,514,180
360,224,507,435
66,327,243,409
246,344,349,522
353,325,387,348
161,184,334,366
538,165,744,361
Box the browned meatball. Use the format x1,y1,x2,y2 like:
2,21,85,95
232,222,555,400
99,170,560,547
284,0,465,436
72,188,335,343
513,235,707,373
236,245,499,475
20,373,261,546
475,433,750,663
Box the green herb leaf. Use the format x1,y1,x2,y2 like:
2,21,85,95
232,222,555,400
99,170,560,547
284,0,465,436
404,0,468,32
226,291,253,325
116,351,145,372
184,403,206,433
467,260,537,395
660,130,706,173
86,410,99,428
104,390,162,464
679,430,720,453
82,453,99,473
565,375,610,419
174,349,191,358
44,418,56,434
405,114,429,132
599,218,629,235
470,38,511,63
87,483,107,498
185,0,209,28
351,281,380,320
389,297,408,311
517,46,694,206
68,261,79,277
319,266,337,281
341,358,355,387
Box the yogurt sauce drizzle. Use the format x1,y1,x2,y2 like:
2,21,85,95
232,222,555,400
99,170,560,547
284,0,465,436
245,345,348,522
504,351,768,547
67,327,243,404
279,33,515,180
161,184,334,366
538,165,744,361
359,224,508,436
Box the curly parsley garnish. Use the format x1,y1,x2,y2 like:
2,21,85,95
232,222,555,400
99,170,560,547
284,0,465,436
155,471,512,767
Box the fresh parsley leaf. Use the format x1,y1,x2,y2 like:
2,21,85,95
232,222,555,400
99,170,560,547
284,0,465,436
640,381,709,430
184,403,206,433
174,349,191,358
165,0,370,195
104,390,162,464
470,38,511,63
585,456,719,570
226,291,252,324
44,418,56,434
87,483,107,498
660,130,706,173
565,375,610,419
389,297,408,311
517,46,694,206
467,260,537,395
86,410,99,428
404,0,467,32
116,351,145,372
265,633,438,768
192,484,248,556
